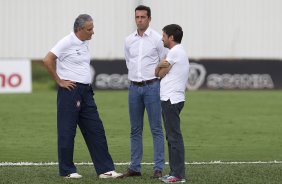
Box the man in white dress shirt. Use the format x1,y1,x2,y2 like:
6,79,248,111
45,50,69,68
155,24,189,183
43,14,121,179
119,5,167,179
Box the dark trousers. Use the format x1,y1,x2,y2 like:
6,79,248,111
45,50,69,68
161,100,185,179
57,84,114,176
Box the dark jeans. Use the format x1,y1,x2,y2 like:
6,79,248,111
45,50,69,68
57,84,114,176
161,100,185,179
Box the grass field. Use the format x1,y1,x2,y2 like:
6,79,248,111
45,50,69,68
0,89,282,183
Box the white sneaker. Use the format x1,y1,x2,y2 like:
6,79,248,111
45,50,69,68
159,175,170,180
99,170,123,178
64,173,82,179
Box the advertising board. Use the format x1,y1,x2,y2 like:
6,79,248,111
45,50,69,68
0,59,32,93
90,59,282,90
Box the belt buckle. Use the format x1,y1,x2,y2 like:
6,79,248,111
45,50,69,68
138,81,145,86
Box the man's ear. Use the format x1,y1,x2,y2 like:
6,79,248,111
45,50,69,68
77,27,83,32
169,35,174,41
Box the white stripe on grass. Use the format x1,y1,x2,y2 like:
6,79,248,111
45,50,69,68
1,161,282,166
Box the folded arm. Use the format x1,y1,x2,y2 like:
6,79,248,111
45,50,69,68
155,59,172,79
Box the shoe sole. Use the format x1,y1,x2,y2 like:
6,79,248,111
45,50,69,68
64,176,82,179
163,180,186,183
99,174,123,179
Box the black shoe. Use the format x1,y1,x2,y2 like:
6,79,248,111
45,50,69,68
117,168,141,178
152,170,162,178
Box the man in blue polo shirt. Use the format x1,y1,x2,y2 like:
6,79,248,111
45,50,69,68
43,14,121,179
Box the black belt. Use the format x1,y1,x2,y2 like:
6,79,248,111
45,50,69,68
76,82,91,86
131,78,159,86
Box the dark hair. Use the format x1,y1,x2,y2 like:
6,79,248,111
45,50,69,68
162,24,183,43
135,5,151,18
73,14,93,33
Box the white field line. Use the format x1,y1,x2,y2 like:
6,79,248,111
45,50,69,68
1,161,282,167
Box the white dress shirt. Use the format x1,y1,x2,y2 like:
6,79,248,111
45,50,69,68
124,27,167,82
160,44,189,104
50,32,92,84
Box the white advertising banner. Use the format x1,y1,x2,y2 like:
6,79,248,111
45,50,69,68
0,59,32,93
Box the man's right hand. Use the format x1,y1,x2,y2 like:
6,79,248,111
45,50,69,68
58,80,76,91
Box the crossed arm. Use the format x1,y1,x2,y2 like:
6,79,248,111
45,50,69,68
155,59,172,79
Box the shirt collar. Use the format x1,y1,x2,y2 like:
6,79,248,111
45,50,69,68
134,27,152,37
71,32,84,44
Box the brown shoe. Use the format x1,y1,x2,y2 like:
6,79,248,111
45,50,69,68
117,168,141,178
152,170,162,178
